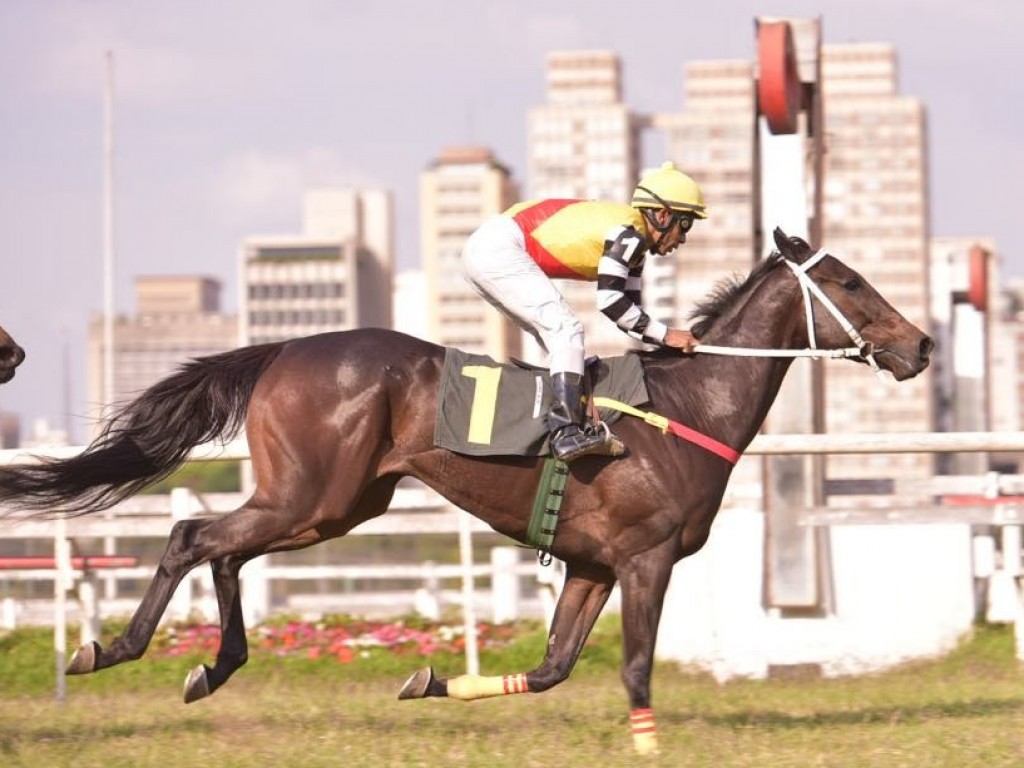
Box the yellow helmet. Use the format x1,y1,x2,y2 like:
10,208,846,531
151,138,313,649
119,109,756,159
631,161,707,219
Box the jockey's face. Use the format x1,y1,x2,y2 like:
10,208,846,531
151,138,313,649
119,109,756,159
648,209,693,255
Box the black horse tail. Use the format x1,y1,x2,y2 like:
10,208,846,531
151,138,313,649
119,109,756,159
0,342,286,519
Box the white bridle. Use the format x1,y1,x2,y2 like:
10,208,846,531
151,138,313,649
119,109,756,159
693,249,882,373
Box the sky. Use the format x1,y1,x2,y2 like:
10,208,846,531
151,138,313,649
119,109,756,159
1,0,1021,443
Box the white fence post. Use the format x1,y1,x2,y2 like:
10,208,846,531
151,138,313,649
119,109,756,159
53,516,70,703
1002,526,1022,576
490,547,520,624
458,513,479,675
1001,525,1024,662
536,557,564,629
241,553,270,626
413,560,441,620
78,573,101,647
1,597,16,630
168,487,194,622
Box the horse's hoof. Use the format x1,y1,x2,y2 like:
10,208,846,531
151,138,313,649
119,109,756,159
65,641,100,675
183,665,210,704
398,667,434,700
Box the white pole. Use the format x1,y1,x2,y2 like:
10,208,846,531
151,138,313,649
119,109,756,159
102,51,119,601
54,517,69,703
490,547,520,624
458,512,479,675
169,488,194,621
102,50,115,416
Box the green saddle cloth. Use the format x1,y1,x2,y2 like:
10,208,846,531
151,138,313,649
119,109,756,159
433,348,649,457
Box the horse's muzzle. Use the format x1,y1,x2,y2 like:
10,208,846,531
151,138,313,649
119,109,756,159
886,333,933,381
0,343,25,383
918,335,935,362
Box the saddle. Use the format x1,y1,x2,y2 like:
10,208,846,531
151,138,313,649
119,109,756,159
433,348,649,458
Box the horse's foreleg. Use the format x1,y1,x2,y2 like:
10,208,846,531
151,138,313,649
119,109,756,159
398,567,614,701
615,547,676,756
67,517,215,675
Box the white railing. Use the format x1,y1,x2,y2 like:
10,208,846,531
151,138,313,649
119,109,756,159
4,431,1024,689
6,430,1024,469
0,485,562,628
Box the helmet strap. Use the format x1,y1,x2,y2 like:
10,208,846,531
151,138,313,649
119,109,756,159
635,185,675,225
640,208,674,254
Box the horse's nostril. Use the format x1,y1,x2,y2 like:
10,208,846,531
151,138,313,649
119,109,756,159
919,336,934,359
0,345,25,367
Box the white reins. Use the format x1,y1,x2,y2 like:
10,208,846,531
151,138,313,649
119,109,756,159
692,249,882,373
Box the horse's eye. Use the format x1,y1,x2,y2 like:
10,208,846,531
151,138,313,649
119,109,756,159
843,277,862,291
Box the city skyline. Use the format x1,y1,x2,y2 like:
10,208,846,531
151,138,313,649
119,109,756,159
1,1,1021,439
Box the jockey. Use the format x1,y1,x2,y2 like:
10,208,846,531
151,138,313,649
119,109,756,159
461,161,707,462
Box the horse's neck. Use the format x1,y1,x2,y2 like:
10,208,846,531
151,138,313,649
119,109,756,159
654,276,804,453
656,353,793,456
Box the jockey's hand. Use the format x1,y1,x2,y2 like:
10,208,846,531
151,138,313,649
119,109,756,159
664,328,699,354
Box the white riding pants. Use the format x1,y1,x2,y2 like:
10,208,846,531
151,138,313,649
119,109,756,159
462,215,585,376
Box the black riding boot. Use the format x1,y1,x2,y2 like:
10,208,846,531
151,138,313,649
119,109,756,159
548,372,624,462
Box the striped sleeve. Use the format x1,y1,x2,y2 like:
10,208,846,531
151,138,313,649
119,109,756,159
595,226,668,345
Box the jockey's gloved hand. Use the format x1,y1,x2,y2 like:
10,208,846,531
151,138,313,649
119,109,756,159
663,328,699,354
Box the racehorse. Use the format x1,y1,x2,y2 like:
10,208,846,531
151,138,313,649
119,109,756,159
0,323,25,384
0,229,932,755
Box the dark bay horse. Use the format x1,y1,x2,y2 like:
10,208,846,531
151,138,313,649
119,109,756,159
0,229,932,755
0,323,25,384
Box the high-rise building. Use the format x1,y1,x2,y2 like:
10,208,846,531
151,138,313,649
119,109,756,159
993,276,1024,443
657,37,935,486
528,50,640,202
87,276,238,433
240,188,393,345
930,236,1024,472
0,411,19,448
818,42,935,481
658,58,758,323
420,146,521,358
526,50,647,360
930,237,997,427
656,58,763,489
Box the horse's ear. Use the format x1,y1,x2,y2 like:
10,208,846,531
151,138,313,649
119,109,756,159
772,227,812,262
773,227,789,253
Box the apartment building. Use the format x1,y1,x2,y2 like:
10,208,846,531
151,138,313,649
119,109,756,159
240,188,393,346
818,42,935,481
420,146,521,359
657,37,935,486
86,276,237,434
526,50,647,360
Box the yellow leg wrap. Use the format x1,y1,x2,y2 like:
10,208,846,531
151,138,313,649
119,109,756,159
630,708,659,755
446,672,530,701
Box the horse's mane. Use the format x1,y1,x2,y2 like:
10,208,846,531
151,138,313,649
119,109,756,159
687,251,785,338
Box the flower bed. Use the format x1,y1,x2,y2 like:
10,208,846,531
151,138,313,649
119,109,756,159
152,617,520,663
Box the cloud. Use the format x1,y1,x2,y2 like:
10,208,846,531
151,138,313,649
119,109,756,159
206,147,383,227
23,4,263,108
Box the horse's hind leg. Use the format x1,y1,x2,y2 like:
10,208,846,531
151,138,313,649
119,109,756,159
398,564,614,700
182,530,322,703
67,516,218,674
184,477,401,702
182,552,250,702
66,499,316,676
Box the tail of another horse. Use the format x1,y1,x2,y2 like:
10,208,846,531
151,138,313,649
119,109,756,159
0,342,285,518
